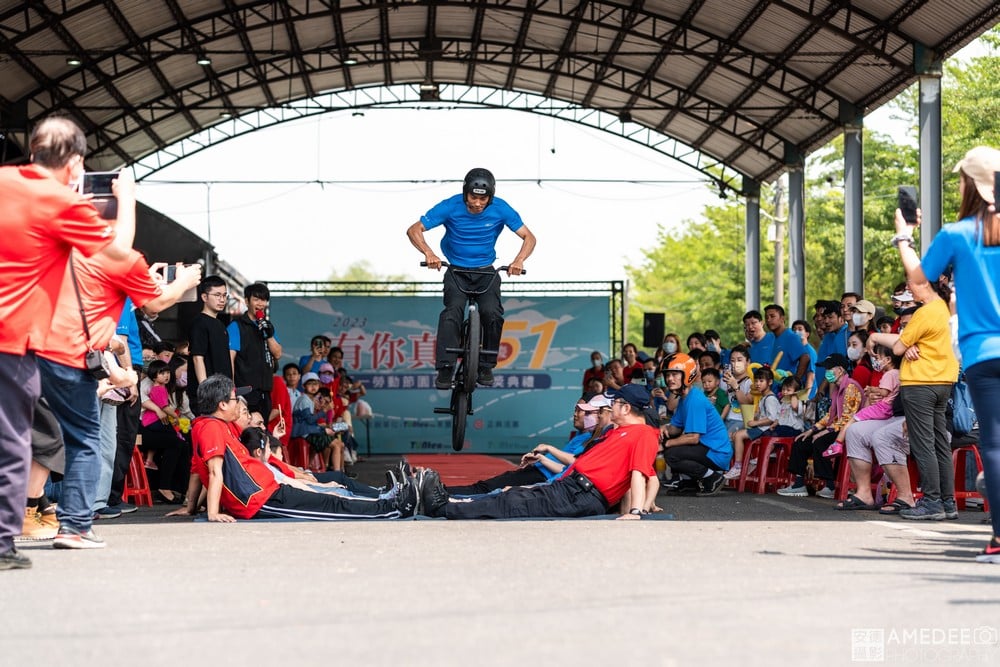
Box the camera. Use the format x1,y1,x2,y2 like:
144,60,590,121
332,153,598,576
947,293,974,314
85,349,111,380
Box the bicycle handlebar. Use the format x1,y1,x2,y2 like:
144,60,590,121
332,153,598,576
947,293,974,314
420,261,526,276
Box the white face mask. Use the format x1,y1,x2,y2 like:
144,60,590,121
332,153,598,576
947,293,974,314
852,313,867,327
846,347,861,361
663,341,677,354
592,358,603,369
582,413,598,430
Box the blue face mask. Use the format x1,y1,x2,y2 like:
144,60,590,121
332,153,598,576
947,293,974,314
663,341,677,354
706,343,718,353
644,370,655,381
824,370,837,383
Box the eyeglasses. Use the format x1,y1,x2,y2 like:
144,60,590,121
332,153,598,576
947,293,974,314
207,291,229,299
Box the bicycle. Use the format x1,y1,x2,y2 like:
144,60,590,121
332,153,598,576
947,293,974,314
421,262,525,451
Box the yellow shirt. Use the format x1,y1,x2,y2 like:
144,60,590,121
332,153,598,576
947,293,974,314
899,298,959,385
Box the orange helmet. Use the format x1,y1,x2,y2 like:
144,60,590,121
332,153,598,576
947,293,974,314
662,352,698,389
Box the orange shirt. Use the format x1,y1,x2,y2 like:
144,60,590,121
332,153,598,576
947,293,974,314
36,249,162,368
0,164,115,354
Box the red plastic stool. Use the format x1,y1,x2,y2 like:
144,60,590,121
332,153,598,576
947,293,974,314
123,445,153,507
952,445,989,512
287,437,311,469
738,437,795,494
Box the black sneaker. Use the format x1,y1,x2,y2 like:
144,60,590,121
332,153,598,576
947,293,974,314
113,502,138,514
419,470,449,517
435,366,454,390
696,472,725,497
394,480,418,518
0,547,32,570
384,469,400,491
664,476,699,495
476,367,495,386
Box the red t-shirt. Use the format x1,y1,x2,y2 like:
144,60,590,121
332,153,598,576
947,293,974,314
567,423,658,506
0,164,116,354
191,416,279,519
37,249,161,368
269,377,292,446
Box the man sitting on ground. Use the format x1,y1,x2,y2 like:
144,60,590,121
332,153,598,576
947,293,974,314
188,374,416,522
418,384,659,520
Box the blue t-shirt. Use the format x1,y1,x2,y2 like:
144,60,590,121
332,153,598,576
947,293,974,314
818,323,848,362
535,430,591,481
772,328,807,375
421,194,524,267
670,387,732,469
227,319,279,351
748,332,775,365
116,299,142,367
804,343,818,399
922,216,1000,369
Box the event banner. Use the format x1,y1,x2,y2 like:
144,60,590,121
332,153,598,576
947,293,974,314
270,294,609,453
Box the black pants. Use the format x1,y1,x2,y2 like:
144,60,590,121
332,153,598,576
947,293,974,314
900,383,954,501
446,466,546,496
436,267,504,369
140,422,188,492
788,429,839,483
257,484,400,520
244,389,272,424
108,394,141,506
442,475,607,519
665,444,723,479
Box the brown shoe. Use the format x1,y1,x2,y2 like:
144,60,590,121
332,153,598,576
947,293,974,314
14,506,57,542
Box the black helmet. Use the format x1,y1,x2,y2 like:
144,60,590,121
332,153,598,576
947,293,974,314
463,168,496,207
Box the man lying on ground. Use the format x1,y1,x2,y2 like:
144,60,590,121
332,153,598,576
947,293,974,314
418,385,659,520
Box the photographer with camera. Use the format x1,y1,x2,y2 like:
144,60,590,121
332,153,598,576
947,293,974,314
227,282,282,420
0,116,143,568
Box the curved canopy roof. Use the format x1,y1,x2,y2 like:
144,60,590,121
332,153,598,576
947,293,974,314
1,0,998,188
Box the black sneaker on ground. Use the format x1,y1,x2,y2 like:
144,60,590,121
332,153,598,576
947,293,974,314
111,502,138,514
476,367,494,386
0,547,32,570
435,366,454,390
395,480,418,518
696,472,726,497
419,470,449,517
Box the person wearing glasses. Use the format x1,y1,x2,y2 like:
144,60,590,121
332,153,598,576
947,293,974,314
188,276,233,406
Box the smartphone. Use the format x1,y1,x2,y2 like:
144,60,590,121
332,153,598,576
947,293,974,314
897,186,918,226
162,264,198,302
81,171,118,219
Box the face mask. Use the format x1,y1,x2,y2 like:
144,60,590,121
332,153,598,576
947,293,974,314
870,356,883,371
582,413,598,430
176,371,188,388
824,370,837,383
644,370,654,381
592,359,602,369
319,373,334,382
663,341,677,354
892,305,904,315
846,347,861,361
706,343,718,353
731,361,746,375
852,313,866,327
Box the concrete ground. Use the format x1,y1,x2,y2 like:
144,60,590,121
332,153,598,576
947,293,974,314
2,455,998,667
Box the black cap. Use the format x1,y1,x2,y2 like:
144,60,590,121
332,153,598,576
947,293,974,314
818,353,850,370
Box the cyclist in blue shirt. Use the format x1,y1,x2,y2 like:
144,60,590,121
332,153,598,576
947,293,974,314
407,168,536,389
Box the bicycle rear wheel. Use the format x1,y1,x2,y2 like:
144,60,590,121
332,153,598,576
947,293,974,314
451,390,469,451
462,306,481,394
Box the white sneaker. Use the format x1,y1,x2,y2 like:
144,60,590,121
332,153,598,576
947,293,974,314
723,465,742,480
817,487,836,499
777,483,808,497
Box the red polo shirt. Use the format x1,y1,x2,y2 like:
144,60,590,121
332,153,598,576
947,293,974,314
566,423,658,506
36,249,161,368
0,164,116,354
191,416,279,519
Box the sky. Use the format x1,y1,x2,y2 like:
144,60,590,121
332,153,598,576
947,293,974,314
135,39,988,286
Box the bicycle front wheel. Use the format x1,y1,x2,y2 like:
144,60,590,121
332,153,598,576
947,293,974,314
451,390,469,451
462,306,481,394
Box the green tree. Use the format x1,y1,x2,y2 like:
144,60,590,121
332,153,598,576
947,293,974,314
327,260,410,283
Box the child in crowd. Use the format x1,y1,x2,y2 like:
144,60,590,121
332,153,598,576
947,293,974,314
774,376,806,436
725,367,780,480
823,344,901,457
721,345,753,437
701,368,729,418
140,360,179,469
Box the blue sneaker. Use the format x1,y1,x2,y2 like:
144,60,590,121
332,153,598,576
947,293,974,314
93,506,122,520
900,497,946,521
942,498,959,520
113,502,138,514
